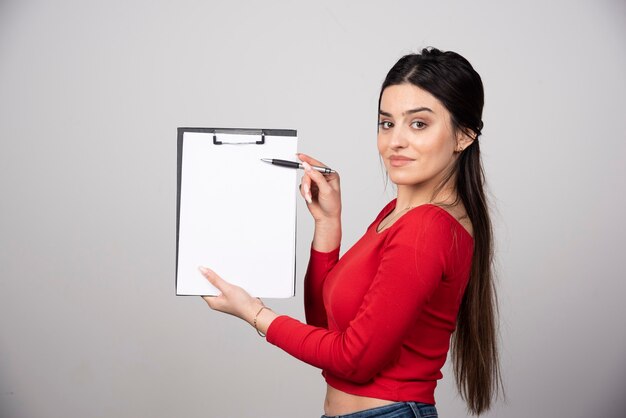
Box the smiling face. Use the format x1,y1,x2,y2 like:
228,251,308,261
377,83,472,193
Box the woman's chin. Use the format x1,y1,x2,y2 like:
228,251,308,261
388,174,421,186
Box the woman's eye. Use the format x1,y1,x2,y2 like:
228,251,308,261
378,121,393,129
411,121,426,129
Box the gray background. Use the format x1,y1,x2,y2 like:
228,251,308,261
1,1,625,417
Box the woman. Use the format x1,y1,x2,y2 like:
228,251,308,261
199,47,502,417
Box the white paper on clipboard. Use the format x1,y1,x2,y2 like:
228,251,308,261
176,128,298,297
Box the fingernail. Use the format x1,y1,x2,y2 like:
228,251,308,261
302,184,312,203
198,266,209,274
302,161,312,172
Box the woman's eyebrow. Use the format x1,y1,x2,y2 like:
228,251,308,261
379,107,434,117
405,107,434,116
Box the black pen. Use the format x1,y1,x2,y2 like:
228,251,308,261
261,158,337,175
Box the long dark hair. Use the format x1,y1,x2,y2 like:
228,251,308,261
379,48,503,415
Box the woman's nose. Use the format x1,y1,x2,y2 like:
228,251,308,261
389,126,408,149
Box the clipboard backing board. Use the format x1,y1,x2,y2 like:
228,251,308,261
176,128,298,297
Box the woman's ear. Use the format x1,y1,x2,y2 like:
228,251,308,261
455,129,476,153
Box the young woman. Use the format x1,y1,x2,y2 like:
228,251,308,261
199,47,502,417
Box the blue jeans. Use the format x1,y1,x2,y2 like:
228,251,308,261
321,402,438,418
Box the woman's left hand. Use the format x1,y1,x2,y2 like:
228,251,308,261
198,266,263,326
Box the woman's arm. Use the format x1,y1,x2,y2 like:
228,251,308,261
303,246,340,327
298,153,342,326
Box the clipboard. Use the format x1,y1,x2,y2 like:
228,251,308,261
176,127,298,297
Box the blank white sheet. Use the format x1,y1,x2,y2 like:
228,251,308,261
176,130,298,297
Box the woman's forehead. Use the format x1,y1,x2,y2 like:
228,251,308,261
380,84,445,116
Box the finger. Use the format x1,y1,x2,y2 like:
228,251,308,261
302,186,312,204
300,174,313,204
296,153,328,169
298,183,305,200
298,153,339,182
302,161,332,194
198,266,228,293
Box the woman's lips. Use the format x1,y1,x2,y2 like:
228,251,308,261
389,156,415,167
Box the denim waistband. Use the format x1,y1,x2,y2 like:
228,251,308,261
321,401,437,418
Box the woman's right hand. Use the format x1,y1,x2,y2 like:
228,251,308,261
298,153,342,253
297,153,341,224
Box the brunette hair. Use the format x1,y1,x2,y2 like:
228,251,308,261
379,48,503,415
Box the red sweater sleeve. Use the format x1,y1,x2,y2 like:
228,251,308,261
303,246,340,328
266,209,455,384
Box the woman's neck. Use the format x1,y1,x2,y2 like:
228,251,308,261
395,183,457,210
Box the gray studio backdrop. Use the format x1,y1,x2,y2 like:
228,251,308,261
1,1,625,417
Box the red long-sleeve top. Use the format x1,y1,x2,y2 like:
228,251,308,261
266,200,474,404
